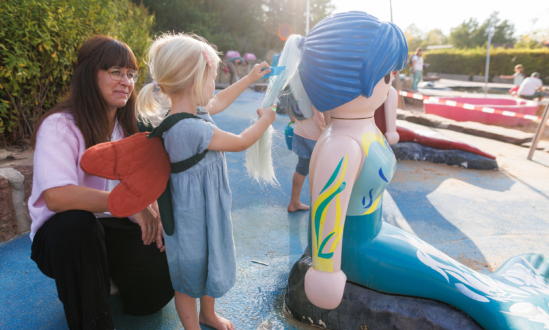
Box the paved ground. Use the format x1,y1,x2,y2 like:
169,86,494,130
1,91,549,329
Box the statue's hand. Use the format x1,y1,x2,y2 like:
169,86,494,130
304,267,347,309
385,131,400,145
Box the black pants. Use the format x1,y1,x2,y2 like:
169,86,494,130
31,210,174,330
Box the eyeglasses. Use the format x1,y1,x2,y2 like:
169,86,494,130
108,67,139,84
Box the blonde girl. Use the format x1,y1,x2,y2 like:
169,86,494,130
136,33,274,330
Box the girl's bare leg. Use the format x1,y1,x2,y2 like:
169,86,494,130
199,295,235,330
288,172,310,212
174,291,200,330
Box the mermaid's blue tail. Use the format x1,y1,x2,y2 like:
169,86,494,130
309,210,549,330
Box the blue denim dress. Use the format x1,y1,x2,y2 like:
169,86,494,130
163,111,236,298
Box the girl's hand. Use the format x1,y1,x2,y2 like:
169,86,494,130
133,205,159,246
257,106,276,124
247,62,271,82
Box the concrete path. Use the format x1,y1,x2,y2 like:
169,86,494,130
1,91,548,329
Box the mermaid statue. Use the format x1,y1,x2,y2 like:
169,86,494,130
249,11,549,330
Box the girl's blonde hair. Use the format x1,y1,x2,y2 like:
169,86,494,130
136,33,221,115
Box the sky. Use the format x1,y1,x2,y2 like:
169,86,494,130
332,0,549,39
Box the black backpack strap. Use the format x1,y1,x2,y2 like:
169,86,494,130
147,112,204,138
147,112,210,173
148,111,211,236
171,150,208,173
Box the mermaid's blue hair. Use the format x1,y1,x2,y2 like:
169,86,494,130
298,11,408,112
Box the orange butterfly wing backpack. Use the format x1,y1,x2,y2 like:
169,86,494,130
80,113,209,235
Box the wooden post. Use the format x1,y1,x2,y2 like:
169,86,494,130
527,102,549,160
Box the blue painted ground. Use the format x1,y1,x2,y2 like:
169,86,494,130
1,91,549,329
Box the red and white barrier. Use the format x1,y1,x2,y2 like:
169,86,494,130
398,91,543,121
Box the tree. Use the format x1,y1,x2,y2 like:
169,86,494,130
404,24,424,52
449,12,516,49
421,29,447,48
134,0,334,58
0,0,153,141
515,27,549,49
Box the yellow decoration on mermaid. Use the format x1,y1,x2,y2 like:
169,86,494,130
360,130,386,215
311,155,348,273
362,194,382,215
361,130,386,157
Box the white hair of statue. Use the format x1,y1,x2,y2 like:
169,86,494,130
246,34,313,184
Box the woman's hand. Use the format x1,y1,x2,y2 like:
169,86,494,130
246,62,271,82
133,205,159,246
151,201,165,252
257,106,276,125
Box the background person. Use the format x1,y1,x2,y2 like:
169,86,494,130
288,106,330,212
518,72,548,100
226,56,248,85
28,35,173,330
500,64,525,95
410,47,424,91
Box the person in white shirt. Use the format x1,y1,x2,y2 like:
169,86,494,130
518,72,547,100
410,47,424,91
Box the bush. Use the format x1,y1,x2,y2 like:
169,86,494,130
421,48,549,83
0,0,154,142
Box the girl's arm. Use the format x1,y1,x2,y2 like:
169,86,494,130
499,75,514,79
205,62,271,116
207,106,276,152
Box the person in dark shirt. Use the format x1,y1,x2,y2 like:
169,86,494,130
226,57,248,84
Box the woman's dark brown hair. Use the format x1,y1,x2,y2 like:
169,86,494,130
31,35,139,148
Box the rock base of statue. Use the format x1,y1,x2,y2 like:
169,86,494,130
392,142,498,170
285,249,482,330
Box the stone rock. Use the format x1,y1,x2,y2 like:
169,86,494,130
446,121,533,145
396,109,408,120
521,140,549,153
0,175,17,242
12,165,33,205
285,250,482,330
392,142,498,170
0,168,32,234
403,113,451,129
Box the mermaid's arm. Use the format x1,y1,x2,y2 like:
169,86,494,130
305,135,362,309
383,87,399,145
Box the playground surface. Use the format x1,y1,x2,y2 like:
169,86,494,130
1,91,549,329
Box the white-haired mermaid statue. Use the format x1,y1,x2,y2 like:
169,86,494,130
255,11,549,329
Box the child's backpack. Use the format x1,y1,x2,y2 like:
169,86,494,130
80,111,209,236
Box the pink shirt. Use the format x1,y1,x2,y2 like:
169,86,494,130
293,107,327,141
28,113,122,240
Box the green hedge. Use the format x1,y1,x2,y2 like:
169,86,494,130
0,0,154,141
421,48,549,82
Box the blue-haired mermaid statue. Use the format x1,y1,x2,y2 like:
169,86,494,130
251,11,549,330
